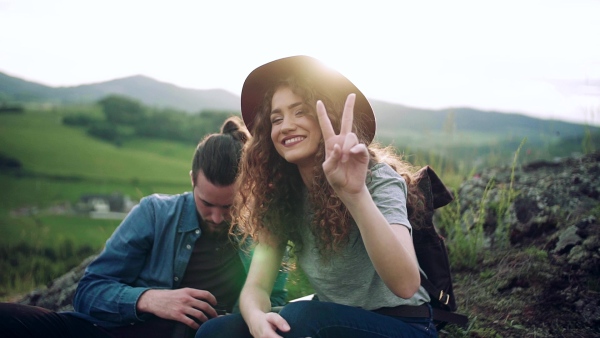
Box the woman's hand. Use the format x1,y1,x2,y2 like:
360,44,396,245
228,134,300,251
240,241,290,338
316,93,369,197
247,311,290,338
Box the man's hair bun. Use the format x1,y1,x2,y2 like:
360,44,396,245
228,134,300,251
221,116,250,144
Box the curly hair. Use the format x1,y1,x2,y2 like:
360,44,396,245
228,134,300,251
232,78,425,255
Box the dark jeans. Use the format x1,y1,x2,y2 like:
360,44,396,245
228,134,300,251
196,300,438,338
0,303,112,338
0,302,181,338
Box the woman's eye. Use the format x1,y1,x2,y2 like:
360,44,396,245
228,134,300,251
295,110,304,116
271,117,282,124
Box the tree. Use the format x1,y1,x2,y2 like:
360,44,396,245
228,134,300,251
97,95,146,126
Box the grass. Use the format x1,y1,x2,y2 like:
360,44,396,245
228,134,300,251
0,111,192,184
0,173,189,211
0,215,120,298
492,138,526,248
436,137,528,273
0,214,120,248
284,264,314,301
438,179,490,271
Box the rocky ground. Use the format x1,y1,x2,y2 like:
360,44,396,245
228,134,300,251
17,152,600,337
444,151,600,337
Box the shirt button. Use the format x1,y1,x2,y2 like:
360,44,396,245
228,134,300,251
195,229,200,234
186,244,192,250
174,277,179,281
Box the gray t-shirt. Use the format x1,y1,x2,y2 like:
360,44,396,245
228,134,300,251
297,162,430,310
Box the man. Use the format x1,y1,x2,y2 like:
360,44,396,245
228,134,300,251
0,116,288,338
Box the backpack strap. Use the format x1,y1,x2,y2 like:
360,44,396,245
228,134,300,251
431,307,470,330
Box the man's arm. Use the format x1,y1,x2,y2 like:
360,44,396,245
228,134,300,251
73,198,157,324
74,196,219,328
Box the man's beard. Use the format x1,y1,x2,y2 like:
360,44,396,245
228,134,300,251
202,221,230,239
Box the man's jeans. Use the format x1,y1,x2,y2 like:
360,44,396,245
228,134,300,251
196,300,437,338
0,303,179,338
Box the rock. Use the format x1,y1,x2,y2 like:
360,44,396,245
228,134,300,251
452,151,600,336
554,226,582,254
17,255,97,312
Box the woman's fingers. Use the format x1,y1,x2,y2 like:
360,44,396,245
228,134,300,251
316,93,356,141
322,144,342,174
316,100,335,140
340,93,355,135
266,312,291,333
341,132,358,163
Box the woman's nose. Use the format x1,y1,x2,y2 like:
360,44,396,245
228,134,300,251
280,116,296,132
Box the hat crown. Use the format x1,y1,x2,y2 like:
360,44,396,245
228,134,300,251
241,55,376,144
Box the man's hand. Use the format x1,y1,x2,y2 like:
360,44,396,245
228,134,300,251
136,288,218,329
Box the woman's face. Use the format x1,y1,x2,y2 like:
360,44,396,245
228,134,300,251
270,86,322,166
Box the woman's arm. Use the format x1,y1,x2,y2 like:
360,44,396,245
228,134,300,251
316,95,420,299
342,188,421,299
240,236,290,338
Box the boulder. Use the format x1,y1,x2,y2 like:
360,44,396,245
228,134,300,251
17,255,97,312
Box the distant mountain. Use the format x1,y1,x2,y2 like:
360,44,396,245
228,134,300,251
371,100,592,139
0,72,240,113
1,71,597,146
0,72,60,102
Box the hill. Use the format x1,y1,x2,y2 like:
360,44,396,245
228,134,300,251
0,72,240,113
371,100,587,135
370,100,595,146
1,71,598,162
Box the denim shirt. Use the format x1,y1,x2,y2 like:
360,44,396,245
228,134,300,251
67,192,288,328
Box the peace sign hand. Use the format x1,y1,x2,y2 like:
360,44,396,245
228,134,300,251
316,93,369,198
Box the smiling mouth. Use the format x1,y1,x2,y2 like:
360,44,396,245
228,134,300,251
284,136,305,146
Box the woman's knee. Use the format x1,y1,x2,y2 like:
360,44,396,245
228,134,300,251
279,300,334,325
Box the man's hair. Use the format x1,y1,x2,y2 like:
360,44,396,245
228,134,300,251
191,116,250,186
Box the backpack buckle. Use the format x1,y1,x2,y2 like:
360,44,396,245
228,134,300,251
439,291,450,305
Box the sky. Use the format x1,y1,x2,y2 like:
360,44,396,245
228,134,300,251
1,0,599,126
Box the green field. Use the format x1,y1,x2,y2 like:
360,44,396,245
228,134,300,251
1,214,120,247
0,111,192,183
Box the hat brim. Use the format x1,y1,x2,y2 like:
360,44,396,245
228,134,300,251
241,55,376,143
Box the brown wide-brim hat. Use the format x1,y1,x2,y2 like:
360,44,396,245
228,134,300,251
241,55,376,144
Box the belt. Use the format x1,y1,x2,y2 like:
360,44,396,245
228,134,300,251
374,304,469,328
372,303,430,318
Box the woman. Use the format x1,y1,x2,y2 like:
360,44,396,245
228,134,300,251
196,56,435,338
